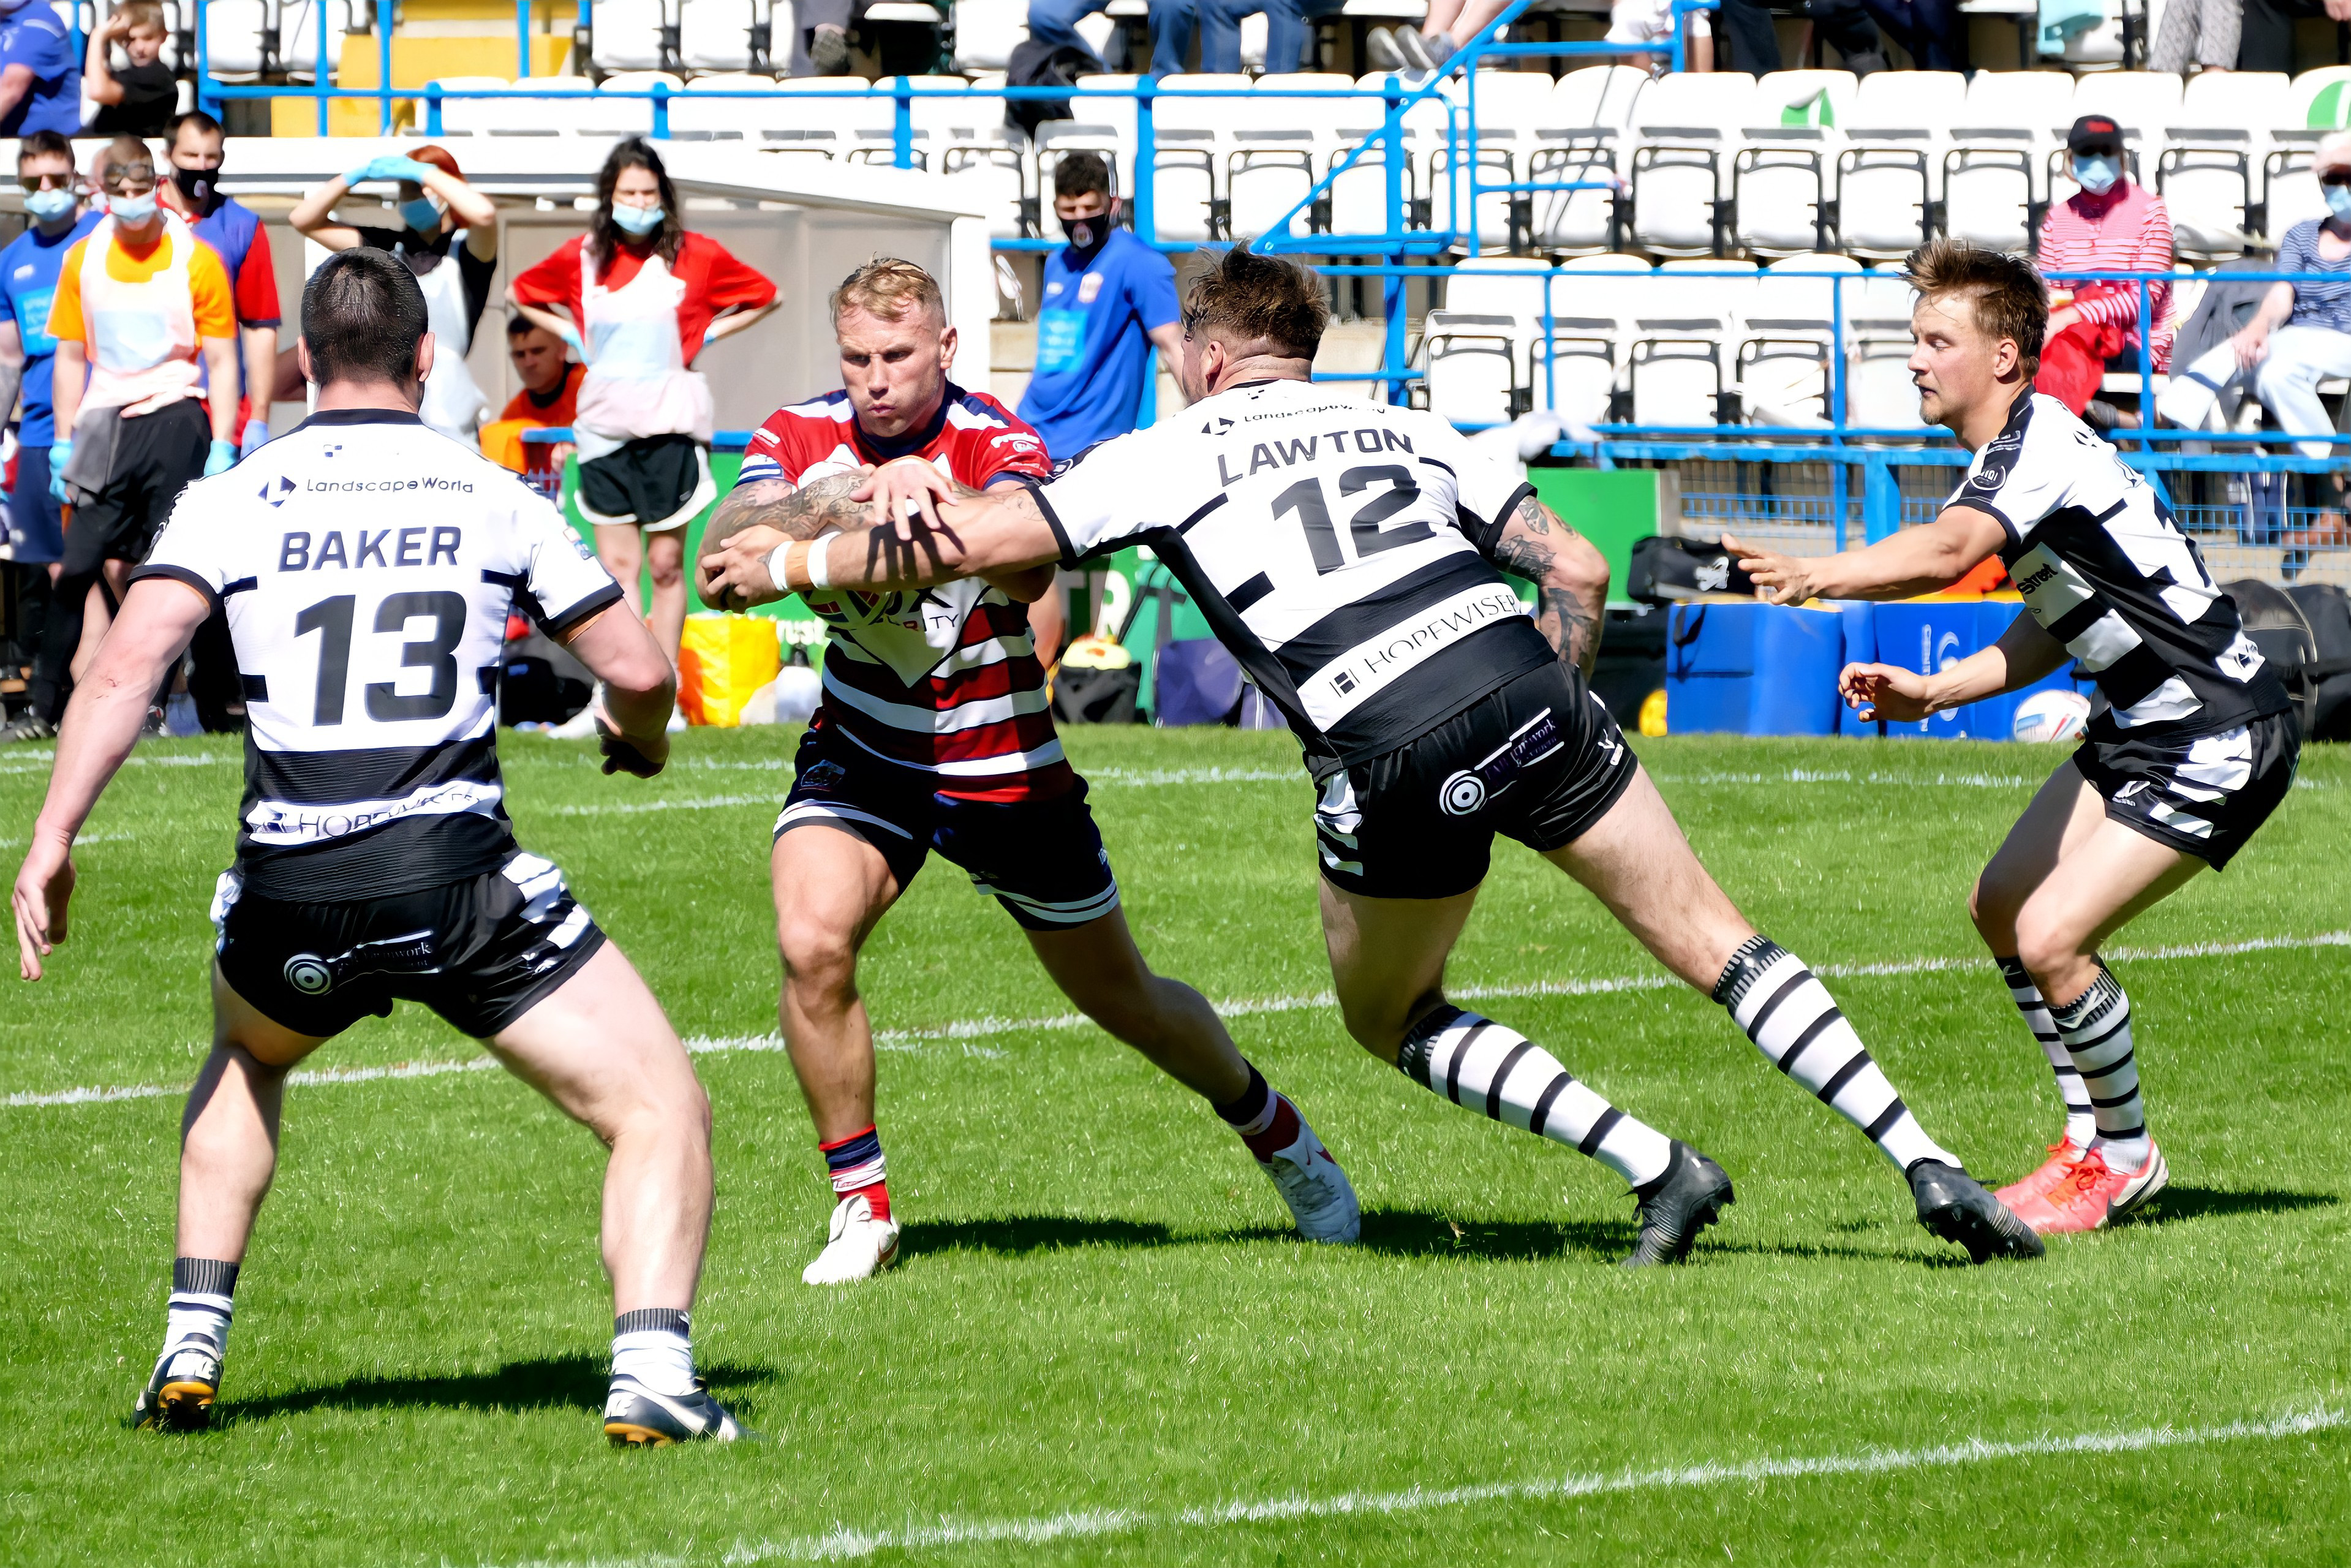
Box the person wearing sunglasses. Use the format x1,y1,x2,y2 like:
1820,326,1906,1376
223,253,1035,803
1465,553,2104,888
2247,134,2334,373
0,130,99,742
2160,129,2351,534
2032,115,2173,428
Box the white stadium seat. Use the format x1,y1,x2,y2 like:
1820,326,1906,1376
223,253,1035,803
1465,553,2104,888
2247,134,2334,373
1836,70,1965,260
1145,73,1247,243
1432,69,1553,250
1738,253,1860,426
579,71,684,136
668,72,774,139
1229,74,1350,243
679,0,771,73
1735,70,1857,257
1630,260,1753,426
2061,0,2148,68
1630,72,1754,258
1537,254,1651,424
589,0,673,74
1528,66,1648,255
1324,74,1445,242
279,1,357,83
1424,257,1548,426
1844,265,1923,429
2162,72,2290,260
421,77,513,137
202,0,268,80
953,0,1030,73
1945,71,2072,249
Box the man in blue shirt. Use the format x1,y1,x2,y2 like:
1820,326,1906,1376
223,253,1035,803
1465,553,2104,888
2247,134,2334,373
0,0,83,139
0,130,99,741
1016,152,1183,662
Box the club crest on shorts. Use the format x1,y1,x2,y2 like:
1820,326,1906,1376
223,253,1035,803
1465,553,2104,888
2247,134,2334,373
284,954,334,995
1440,770,1487,816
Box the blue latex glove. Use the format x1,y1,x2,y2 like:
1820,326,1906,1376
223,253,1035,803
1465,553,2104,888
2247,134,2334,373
345,155,435,187
555,322,584,355
204,439,236,478
48,438,70,504
240,418,270,458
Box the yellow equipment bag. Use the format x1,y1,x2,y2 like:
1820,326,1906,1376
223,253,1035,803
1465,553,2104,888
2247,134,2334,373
678,613,782,728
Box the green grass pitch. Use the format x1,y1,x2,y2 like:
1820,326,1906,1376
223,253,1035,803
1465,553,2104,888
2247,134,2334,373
3,727,2347,1565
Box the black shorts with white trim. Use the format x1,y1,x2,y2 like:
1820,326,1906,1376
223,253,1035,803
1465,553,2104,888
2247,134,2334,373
2073,709,2300,870
210,852,605,1038
1315,660,1637,900
774,721,1120,931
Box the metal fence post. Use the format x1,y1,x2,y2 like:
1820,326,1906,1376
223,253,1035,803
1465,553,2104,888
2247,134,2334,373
426,83,444,135
518,0,532,77
652,77,670,138
377,8,393,135
1863,454,1900,543
1384,84,1406,405
894,81,913,168
1135,77,1157,247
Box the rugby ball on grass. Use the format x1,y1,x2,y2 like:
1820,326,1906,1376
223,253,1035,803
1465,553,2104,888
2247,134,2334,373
2012,689,2092,744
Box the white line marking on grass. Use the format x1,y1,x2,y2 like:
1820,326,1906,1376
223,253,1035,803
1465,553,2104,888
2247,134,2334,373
9,932,2344,1110
652,1404,2351,1564
535,794,776,816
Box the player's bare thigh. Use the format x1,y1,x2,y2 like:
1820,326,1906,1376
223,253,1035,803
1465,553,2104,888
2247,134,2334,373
486,939,709,1147
771,822,904,999
1969,758,2118,951
1539,764,1755,993
1319,878,1479,1061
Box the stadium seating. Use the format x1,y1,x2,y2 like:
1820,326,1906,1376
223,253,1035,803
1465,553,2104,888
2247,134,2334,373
678,0,774,73
1836,70,1966,260
1538,252,1651,424
278,1,357,83
1944,70,2072,249
1422,255,1548,425
1431,69,1552,250
589,0,676,74
2162,71,2288,260
952,0,1028,72
1631,259,1753,426
1152,74,1250,243
581,70,685,135
1229,74,1352,242
1629,72,1754,257
201,0,270,79
1527,65,1648,255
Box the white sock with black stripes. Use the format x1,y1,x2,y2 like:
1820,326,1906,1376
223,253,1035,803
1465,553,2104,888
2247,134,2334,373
1998,957,2097,1150
1395,1006,1674,1188
164,1257,237,1363
1713,936,1960,1172
2048,967,2151,1175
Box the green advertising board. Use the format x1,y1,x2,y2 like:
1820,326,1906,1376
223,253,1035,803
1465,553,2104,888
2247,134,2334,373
1525,467,1664,609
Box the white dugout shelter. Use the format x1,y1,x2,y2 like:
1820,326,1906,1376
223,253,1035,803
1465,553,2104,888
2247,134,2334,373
1,137,995,436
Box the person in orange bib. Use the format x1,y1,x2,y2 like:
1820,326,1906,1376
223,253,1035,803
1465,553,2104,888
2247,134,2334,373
47,134,240,696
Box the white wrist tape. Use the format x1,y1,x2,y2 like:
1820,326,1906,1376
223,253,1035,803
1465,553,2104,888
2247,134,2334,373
805,529,840,590
763,542,788,592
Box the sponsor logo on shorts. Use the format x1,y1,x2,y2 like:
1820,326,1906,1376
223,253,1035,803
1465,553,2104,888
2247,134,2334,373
284,954,334,994
800,758,848,794
1440,770,1487,816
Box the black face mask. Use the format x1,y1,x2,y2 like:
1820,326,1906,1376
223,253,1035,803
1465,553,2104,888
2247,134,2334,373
1062,213,1109,260
172,165,214,208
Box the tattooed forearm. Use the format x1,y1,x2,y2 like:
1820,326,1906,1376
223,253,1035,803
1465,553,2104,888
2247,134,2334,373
1484,496,1602,677
703,472,874,557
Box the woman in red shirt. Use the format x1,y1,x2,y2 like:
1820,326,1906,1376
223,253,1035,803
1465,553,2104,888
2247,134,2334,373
508,138,779,685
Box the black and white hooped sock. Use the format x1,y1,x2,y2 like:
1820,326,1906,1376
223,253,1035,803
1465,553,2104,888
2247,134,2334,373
612,1308,698,1398
1396,1006,1674,1188
2048,967,2150,1174
1714,937,1959,1172
164,1257,238,1362
1998,956,2096,1150
1213,1060,1306,1162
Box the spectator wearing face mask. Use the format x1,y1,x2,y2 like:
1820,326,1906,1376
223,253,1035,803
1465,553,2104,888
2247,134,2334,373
158,111,279,460
0,0,81,138
288,143,499,443
1014,153,1183,667
2033,115,2173,421
508,138,778,696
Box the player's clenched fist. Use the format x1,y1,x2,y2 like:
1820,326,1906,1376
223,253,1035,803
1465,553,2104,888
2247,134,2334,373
698,521,787,611
1839,662,1936,723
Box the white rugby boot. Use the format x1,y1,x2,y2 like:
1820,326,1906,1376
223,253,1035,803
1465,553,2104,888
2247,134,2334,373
605,1377,747,1446
1255,1102,1362,1244
801,1192,902,1284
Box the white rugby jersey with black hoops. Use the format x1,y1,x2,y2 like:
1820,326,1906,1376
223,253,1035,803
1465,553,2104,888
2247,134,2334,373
132,409,624,902
1031,377,1550,772
1947,392,2290,739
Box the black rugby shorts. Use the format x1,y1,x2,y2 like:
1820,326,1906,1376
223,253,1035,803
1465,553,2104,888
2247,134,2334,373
2074,709,2299,870
1315,661,1638,900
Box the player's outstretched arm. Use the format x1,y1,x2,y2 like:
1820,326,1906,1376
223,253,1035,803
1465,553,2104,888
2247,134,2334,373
1841,608,2067,722
703,477,1061,607
1726,507,2009,605
694,472,874,610
13,581,209,980
1483,493,1608,678
560,605,678,778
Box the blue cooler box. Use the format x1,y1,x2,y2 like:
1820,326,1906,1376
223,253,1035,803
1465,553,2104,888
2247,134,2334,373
1863,600,2082,739
1666,602,1845,735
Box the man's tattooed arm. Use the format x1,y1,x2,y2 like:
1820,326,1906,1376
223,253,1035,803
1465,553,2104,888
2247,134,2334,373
701,472,872,557
1482,493,1606,679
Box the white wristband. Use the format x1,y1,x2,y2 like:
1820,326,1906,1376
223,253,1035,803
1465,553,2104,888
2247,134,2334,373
805,529,840,590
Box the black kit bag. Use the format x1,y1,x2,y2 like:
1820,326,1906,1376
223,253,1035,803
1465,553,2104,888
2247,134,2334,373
1628,534,1757,604
2222,579,2351,741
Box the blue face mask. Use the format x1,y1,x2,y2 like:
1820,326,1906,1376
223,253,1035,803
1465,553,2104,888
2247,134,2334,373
610,202,664,236
2328,183,2351,220
399,196,442,234
23,186,74,222
110,189,159,223
2072,155,2121,196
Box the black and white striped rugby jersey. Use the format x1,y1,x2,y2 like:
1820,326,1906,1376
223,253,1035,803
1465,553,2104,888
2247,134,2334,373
132,409,624,902
1948,391,2290,741
1030,377,1552,773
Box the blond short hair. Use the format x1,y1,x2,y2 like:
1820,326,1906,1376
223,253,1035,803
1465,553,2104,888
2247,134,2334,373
119,1,166,31
831,257,946,329
1904,238,2047,380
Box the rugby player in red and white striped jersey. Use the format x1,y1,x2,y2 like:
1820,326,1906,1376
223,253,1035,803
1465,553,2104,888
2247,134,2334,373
704,259,1357,1283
